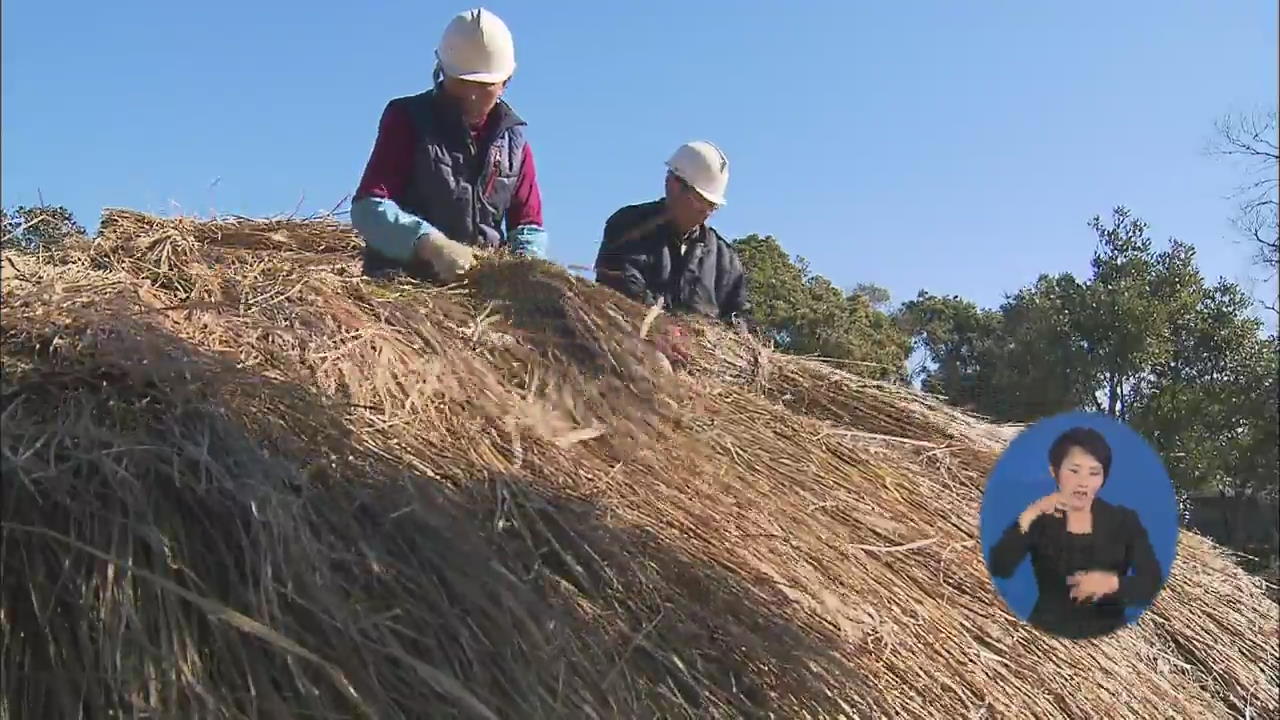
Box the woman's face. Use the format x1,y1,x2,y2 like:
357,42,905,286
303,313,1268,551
1052,446,1105,511
441,75,506,127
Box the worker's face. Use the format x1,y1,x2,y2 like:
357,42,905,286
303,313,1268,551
664,173,719,233
1051,446,1106,512
442,75,507,126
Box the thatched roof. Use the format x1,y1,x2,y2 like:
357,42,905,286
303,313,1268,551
2,209,1276,719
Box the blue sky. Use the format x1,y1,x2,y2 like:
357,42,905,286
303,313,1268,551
3,1,1277,323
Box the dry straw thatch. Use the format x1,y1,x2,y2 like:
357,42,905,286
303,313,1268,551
1,209,1276,719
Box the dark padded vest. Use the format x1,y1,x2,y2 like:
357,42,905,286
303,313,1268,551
393,87,527,248
362,88,528,280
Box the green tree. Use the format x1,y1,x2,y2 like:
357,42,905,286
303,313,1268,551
987,272,1094,420
898,275,1094,422
732,234,910,380
1077,208,1176,419
1129,279,1275,497
896,292,1002,410
851,282,892,309
899,207,1275,452
1,204,85,252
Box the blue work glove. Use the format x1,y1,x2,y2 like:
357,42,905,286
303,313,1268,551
509,224,549,259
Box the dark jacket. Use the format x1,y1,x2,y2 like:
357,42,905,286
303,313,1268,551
988,497,1162,639
360,87,528,278
593,200,749,321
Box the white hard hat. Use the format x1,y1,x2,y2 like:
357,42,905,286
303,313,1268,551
435,8,517,84
665,141,729,206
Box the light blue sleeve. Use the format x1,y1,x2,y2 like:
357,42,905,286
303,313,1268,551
509,224,549,260
349,196,436,264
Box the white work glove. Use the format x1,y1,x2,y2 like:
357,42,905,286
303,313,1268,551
415,230,477,280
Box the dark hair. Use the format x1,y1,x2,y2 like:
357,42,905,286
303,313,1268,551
1048,427,1112,483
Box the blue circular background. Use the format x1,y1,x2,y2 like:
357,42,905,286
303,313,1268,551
979,411,1180,627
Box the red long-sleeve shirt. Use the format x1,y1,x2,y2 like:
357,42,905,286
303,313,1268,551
354,101,543,229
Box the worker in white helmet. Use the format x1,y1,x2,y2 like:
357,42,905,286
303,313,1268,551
351,8,548,283
595,141,750,324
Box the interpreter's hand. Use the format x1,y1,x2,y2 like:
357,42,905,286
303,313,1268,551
416,232,477,281
1017,492,1068,533
1068,570,1120,603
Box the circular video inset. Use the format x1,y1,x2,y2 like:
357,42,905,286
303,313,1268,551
979,411,1179,640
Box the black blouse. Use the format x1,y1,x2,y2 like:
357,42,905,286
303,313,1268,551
988,497,1163,639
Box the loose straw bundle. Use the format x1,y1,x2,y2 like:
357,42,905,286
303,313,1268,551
1,210,1275,719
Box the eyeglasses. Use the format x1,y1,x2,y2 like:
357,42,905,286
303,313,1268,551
671,174,717,212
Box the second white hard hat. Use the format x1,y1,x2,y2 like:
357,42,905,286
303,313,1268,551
435,8,517,84
666,141,729,206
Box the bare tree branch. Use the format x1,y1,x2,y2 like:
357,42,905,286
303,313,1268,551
1210,109,1279,281
1211,110,1280,162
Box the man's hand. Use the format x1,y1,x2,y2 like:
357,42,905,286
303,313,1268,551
653,324,693,367
1068,570,1120,603
477,226,502,249
416,231,477,280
